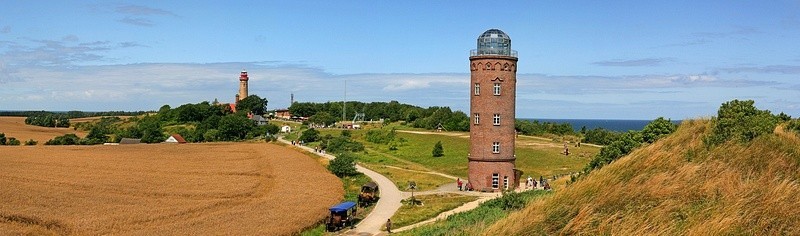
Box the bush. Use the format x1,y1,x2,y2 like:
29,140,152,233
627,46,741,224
0,133,5,145
328,152,359,177
365,128,395,144
432,141,444,157
322,135,364,154
299,128,320,143
45,134,81,145
641,117,677,143
787,119,800,134
704,100,778,147
582,127,620,145
6,137,21,146
584,130,643,171
25,139,38,145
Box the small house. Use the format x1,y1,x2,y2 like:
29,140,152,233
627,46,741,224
250,115,268,126
165,134,187,144
281,125,292,133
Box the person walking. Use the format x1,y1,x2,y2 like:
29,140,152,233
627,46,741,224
386,218,393,233
457,178,463,191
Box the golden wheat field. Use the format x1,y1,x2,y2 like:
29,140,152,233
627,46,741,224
0,117,86,144
0,142,343,235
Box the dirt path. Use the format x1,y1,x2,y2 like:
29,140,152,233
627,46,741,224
278,137,402,235
393,196,494,233
382,165,459,180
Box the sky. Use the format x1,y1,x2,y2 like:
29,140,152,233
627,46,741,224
1,1,799,120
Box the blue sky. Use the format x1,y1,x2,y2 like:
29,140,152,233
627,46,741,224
1,1,799,119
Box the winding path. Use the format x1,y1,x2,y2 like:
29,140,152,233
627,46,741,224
278,137,402,235
278,130,542,235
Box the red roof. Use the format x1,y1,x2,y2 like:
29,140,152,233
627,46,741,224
229,103,237,113
170,134,187,143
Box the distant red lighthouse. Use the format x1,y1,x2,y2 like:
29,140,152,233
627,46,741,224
237,69,249,102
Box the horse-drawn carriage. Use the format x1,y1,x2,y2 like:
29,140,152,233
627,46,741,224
327,201,357,231
358,182,380,207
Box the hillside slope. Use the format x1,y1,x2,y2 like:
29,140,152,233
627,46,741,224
485,120,800,235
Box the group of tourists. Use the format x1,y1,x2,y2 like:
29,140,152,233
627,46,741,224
456,178,473,191
314,146,326,154
526,176,551,191
290,140,304,146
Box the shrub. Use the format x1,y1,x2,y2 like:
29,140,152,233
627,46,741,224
299,128,320,143
7,137,21,146
321,135,364,154
45,134,81,145
787,119,800,134
25,139,38,145
365,128,395,144
704,100,778,147
0,133,5,145
432,141,444,157
641,117,677,143
328,152,359,177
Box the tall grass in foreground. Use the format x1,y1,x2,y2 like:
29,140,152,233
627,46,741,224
484,120,800,235
397,190,551,236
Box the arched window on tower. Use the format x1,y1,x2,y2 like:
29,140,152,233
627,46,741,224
493,83,501,96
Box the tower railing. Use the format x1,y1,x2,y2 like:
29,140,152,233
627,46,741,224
470,49,518,57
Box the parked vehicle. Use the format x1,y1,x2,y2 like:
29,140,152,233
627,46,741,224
358,182,380,207
327,201,357,231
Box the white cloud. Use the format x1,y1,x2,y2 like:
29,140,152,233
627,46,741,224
1,62,797,119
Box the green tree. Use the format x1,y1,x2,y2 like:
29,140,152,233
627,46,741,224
288,102,318,118
0,133,5,145
327,152,359,177
641,117,677,143
236,95,268,115
432,141,444,157
203,129,220,142
309,111,337,126
300,128,320,143
138,115,166,143
217,115,256,141
84,125,110,144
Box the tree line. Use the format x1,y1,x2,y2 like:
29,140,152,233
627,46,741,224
4,110,149,118
45,95,277,145
25,114,71,128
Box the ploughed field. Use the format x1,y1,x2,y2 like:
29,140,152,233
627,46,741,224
0,143,343,235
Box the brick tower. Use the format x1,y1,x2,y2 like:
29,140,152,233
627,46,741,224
468,29,519,192
237,69,249,102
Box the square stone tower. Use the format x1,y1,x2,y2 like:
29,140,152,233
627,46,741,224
468,29,519,192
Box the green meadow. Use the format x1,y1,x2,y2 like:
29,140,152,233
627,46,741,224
297,123,599,190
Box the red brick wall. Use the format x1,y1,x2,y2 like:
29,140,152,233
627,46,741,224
468,55,518,192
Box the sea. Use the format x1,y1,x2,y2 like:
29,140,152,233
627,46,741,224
521,118,681,132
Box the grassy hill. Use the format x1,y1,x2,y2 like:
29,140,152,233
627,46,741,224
484,119,800,235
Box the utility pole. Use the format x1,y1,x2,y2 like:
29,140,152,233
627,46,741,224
343,80,347,127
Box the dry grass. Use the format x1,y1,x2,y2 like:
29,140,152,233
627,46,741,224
0,142,343,235
69,116,131,124
0,117,86,144
485,119,800,235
